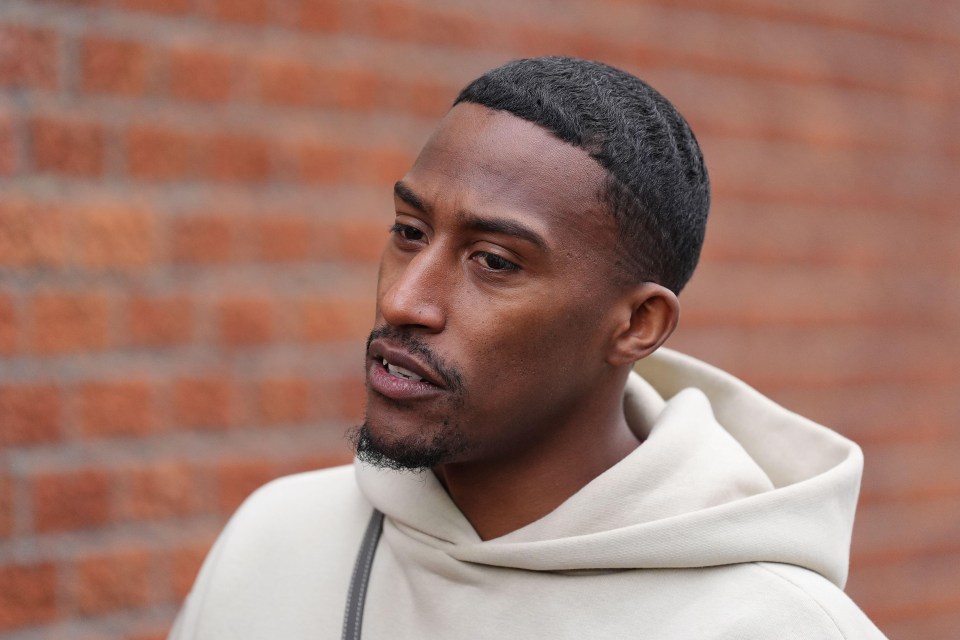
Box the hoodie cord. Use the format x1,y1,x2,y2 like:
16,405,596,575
342,509,385,640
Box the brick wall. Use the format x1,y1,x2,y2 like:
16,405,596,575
0,1,957,638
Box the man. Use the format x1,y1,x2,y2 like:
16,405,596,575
171,57,886,639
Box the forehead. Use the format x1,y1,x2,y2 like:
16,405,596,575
402,103,614,249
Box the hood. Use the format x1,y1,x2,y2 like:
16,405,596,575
355,347,863,588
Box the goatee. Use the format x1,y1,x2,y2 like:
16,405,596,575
349,420,471,471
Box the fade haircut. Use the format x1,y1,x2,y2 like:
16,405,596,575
454,56,710,294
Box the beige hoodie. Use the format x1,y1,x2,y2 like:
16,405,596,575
170,348,886,639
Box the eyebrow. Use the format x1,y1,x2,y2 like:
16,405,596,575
393,180,548,251
460,215,549,251
394,181,431,214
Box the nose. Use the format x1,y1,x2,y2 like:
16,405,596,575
378,249,446,332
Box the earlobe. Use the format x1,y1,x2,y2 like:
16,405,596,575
606,283,680,366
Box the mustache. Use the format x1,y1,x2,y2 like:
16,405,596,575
366,326,465,393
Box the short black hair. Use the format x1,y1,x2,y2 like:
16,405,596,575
454,56,709,294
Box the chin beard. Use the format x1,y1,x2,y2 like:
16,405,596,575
350,420,471,471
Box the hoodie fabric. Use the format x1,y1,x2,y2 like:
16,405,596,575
170,348,886,639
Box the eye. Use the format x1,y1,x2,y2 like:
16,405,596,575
474,251,519,272
390,223,425,243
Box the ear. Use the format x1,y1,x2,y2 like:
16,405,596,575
606,283,680,367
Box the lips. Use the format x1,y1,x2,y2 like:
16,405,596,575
367,339,446,401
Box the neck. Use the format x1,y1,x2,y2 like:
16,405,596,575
432,375,640,540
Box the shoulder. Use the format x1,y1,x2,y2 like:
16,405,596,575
210,463,373,569
171,464,374,639
732,562,887,640
233,463,365,524
647,563,886,639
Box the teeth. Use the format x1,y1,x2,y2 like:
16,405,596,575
383,358,424,382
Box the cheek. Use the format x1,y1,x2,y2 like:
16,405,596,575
459,302,597,392
452,313,541,391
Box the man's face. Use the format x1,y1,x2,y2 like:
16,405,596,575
358,103,627,470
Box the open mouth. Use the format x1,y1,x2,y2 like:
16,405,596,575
381,357,429,383
368,352,444,401
367,338,447,399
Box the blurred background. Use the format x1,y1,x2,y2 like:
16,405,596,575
0,0,958,638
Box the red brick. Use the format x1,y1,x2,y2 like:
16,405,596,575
339,217,387,263
378,78,459,118
426,9,488,49
297,0,343,31
356,147,411,184
254,215,314,262
0,563,57,631
701,200,906,268
168,48,234,102
34,0,101,5
853,496,960,563
846,550,960,623
709,138,957,210
861,438,960,501
126,124,195,180
0,384,61,445
172,541,213,600
217,297,273,346
216,459,275,513
0,474,12,537
200,133,270,182
126,294,193,346
506,23,569,57
78,205,154,269
365,3,486,49
257,378,310,425
80,37,148,96
0,202,66,267
296,143,346,183
0,293,15,353
0,116,13,175
208,0,270,24
30,117,104,177
33,469,111,532
122,461,199,521
78,380,152,438
0,26,58,89
31,291,109,354
74,548,150,615
173,376,232,429
170,214,234,264
773,383,958,446
364,1,420,41
338,376,366,422
315,375,366,423
402,77,455,118
670,324,958,389
317,67,379,110
119,0,192,14
881,609,960,640
257,57,315,106
300,297,372,341
680,263,861,327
